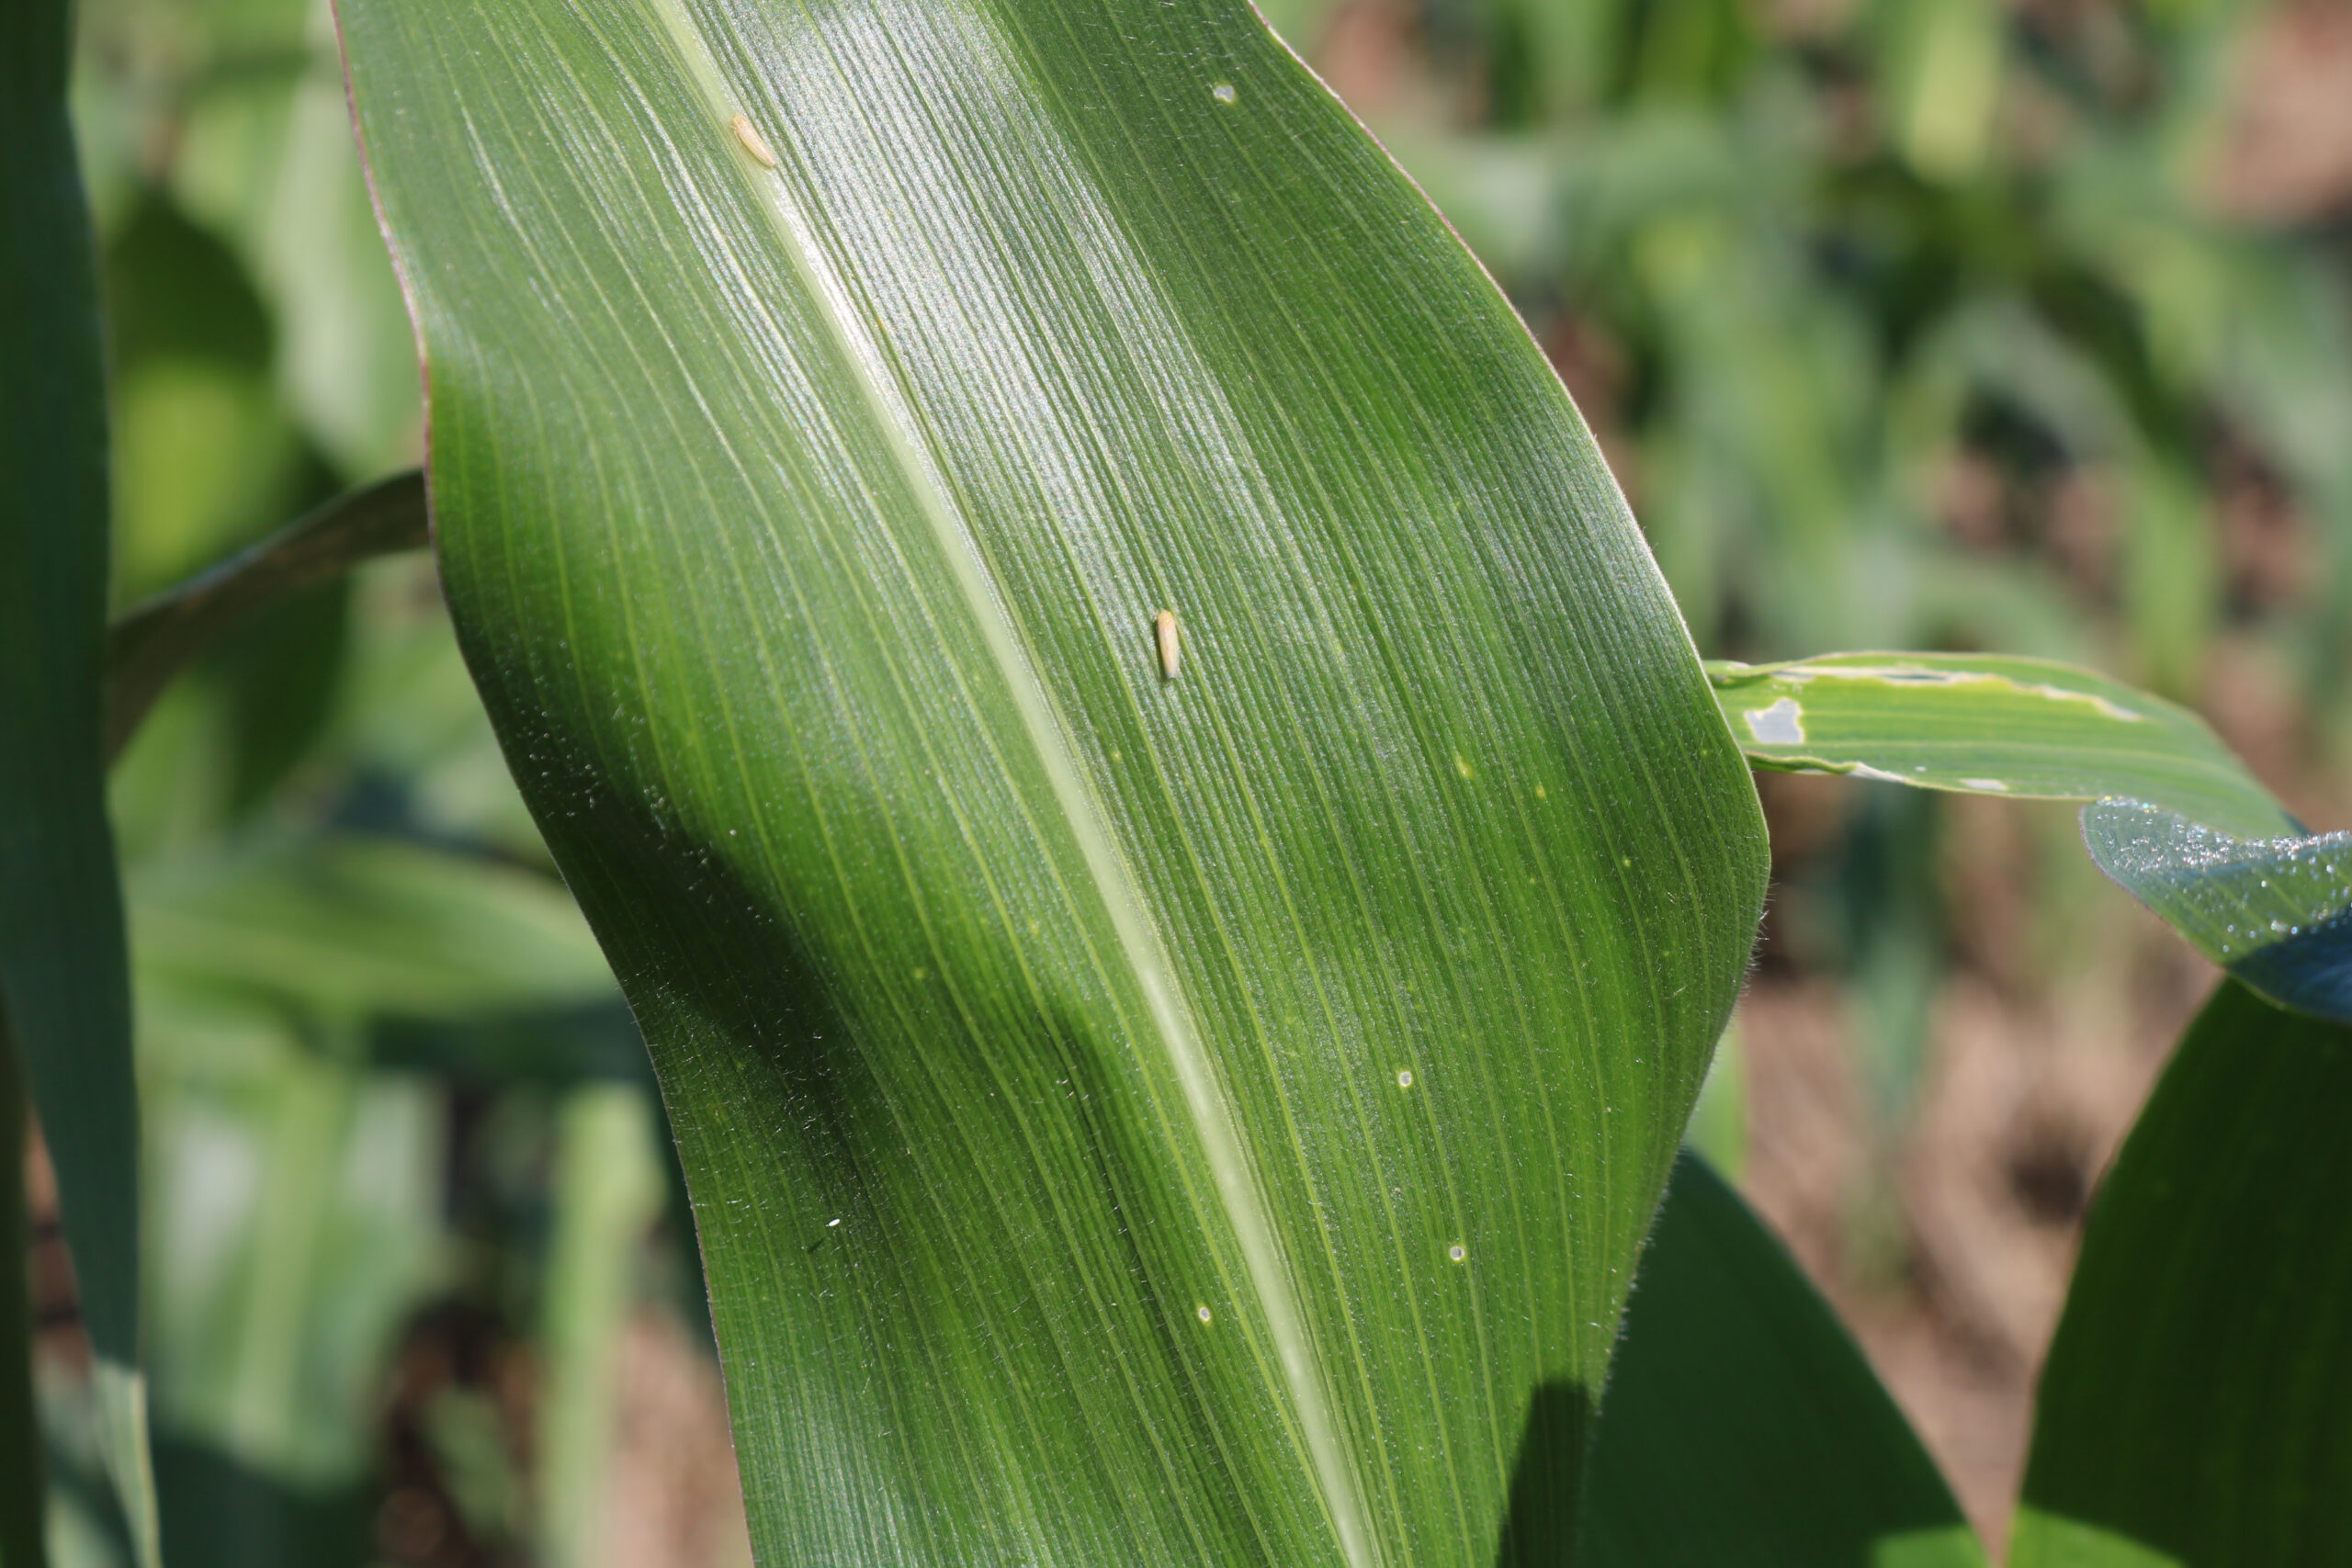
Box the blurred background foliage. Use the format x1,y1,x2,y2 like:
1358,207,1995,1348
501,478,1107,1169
51,0,2352,1555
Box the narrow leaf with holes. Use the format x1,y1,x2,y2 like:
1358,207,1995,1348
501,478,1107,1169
1710,653,2352,1023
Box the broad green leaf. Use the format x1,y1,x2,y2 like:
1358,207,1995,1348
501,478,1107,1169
3,0,156,1556
1705,653,2292,840
2011,981,2352,1567
1578,1153,1984,1568
338,0,1770,1561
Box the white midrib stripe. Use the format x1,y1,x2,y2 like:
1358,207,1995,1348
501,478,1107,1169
645,9,1378,1566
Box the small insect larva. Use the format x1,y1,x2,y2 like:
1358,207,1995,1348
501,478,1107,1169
1154,610,1181,680
730,113,779,169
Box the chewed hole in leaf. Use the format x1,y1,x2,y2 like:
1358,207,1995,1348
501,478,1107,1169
1742,698,1804,747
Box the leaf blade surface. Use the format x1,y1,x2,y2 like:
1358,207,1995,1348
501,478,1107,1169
339,0,1769,1560
1709,654,2352,1021
1578,1153,1985,1568
2012,980,2352,1566
1706,653,2290,838
3,0,155,1553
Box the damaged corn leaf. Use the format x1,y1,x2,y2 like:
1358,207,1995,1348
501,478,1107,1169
1709,652,2352,1021
1705,653,2291,839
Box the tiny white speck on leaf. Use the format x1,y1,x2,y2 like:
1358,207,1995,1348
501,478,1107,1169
1212,83,1238,103
1195,1304,1214,1324
827,1218,841,1227
1396,1069,1414,1089
1448,1244,1467,1264
1453,754,1474,779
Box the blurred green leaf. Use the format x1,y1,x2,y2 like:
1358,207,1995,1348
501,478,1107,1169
130,836,614,1024
4,0,157,1557
1707,652,2292,839
101,197,312,606
1578,1153,1984,1567
73,0,423,478
2011,980,2352,1565
142,1038,443,1495
339,0,1769,1561
537,1085,665,1568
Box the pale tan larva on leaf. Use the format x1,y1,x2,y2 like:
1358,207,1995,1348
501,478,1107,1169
730,113,779,169
1154,610,1181,680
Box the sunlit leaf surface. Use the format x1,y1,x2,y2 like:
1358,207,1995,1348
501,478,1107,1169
337,0,1770,1556
2012,981,2352,1565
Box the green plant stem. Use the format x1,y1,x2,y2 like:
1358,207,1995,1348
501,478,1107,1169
105,468,428,762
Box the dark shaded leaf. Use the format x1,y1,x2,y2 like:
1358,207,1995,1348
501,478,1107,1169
2,0,155,1551
2012,980,2352,1566
1578,1153,1984,1568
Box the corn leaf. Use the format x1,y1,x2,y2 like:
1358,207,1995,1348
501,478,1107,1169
3,0,154,1555
0,1013,42,1568
1710,654,2352,1024
2078,805,2352,1024
2011,980,2352,1566
1706,654,2290,838
1579,1153,1984,1568
335,0,1770,1558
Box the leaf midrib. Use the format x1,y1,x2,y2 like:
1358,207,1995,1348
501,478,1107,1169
637,4,1379,1562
